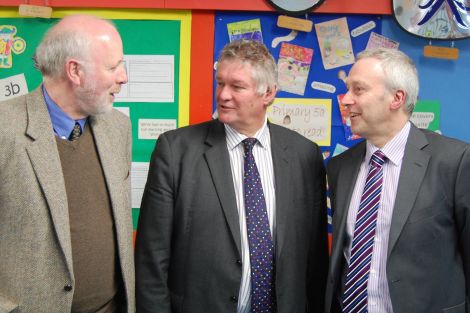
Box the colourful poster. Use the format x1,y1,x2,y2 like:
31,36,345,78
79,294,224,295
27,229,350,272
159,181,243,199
315,17,354,70
337,94,361,141
366,32,400,50
227,19,263,42
277,42,313,96
267,98,331,146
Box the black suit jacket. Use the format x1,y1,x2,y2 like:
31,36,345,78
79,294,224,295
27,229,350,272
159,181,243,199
325,124,470,313
135,119,328,313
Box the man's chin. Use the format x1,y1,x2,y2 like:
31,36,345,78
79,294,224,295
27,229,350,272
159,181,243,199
87,102,113,116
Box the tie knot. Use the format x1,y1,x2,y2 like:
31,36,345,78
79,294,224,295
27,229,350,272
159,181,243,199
242,138,258,153
69,122,82,141
370,150,386,167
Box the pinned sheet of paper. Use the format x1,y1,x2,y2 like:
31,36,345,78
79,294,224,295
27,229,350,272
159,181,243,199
131,162,149,208
366,32,399,50
267,98,332,146
315,17,355,70
138,119,177,140
0,73,28,101
227,19,263,42
115,55,175,103
277,43,313,96
410,100,440,131
337,94,361,141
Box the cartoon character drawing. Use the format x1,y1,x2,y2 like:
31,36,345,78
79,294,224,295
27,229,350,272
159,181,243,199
0,25,26,68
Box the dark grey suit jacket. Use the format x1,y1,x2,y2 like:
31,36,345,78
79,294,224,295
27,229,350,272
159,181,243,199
325,124,470,313
0,88,135,312
135,119,328,313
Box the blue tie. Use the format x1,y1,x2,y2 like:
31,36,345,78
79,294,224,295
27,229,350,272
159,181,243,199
242,138,276,313
342,150,387,313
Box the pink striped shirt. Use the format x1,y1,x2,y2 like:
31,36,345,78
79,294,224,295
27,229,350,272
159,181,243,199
344,122,411,313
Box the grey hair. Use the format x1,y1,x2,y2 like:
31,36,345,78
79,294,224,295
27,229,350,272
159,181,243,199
217,39,277,95
357,48,419,114
35,17,116,79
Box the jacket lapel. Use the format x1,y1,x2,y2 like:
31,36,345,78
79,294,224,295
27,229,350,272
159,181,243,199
24,88,74,275
330,143,365,276
204,120,242,255
269,125,291,260
89,114,130,252
387,125,429,256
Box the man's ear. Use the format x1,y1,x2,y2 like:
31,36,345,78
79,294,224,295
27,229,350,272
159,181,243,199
391,89,406,110
65,59,82,85
263,85,278,107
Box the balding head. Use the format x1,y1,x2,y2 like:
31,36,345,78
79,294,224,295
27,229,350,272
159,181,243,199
35,15,120,79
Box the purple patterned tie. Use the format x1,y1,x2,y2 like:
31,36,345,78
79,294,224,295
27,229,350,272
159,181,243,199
342,150,387,313
242,138,276,313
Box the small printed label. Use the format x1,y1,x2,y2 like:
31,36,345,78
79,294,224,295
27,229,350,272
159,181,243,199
351,21,376,37
311,81,336,93
19,4,53,18
0,73,28,101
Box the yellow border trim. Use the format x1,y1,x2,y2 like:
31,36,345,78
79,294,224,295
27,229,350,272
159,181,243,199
0,7,191,127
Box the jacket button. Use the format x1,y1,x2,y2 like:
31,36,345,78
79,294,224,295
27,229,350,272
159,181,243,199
236,259,242,266
230,296,238,302
63,284,73,292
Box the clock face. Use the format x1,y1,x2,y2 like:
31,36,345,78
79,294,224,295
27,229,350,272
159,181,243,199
267,0,325,15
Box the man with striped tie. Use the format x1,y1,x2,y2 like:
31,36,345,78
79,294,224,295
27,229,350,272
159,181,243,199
325,48,470,313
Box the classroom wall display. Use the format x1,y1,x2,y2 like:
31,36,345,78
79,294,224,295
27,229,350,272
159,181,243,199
213,11,383,160
0,8,192,234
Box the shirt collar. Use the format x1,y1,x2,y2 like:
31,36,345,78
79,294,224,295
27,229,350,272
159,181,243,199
224,117,270,151
42,84,87,139
365,121,411,166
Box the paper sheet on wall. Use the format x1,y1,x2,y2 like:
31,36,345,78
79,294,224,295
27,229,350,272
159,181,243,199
277,42,313,96
410,100,440,132
366,32,400,50
138,119,177,140
227,19,263,42
115,54,174,103
131,162,149,209
0,73,28,101
337,94,361,141
315,17,355,70
267,98,331,146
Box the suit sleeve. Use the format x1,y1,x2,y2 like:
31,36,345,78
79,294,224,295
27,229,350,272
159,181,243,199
135,133,174,313
307,145,329,312
455,145,470,310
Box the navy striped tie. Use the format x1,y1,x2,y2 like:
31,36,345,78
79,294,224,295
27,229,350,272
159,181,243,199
242,138,276,313
342,150,387,313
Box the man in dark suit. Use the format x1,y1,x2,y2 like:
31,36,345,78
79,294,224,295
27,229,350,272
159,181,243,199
0,15,135,312
135,39,328,313
325,48,470,313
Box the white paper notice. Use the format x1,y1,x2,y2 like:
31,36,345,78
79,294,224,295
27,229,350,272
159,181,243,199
138,119,177,140
0,73,28,101
131,162,149,209
115,55,174,103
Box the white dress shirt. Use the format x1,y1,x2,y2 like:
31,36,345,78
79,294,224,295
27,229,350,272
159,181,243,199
224,119,276,313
